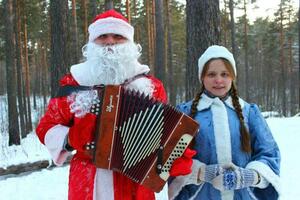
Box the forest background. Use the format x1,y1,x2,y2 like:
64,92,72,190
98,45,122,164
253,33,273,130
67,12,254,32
0,0,299,146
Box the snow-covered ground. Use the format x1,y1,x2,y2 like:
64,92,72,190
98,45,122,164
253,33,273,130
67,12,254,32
0,116,299,199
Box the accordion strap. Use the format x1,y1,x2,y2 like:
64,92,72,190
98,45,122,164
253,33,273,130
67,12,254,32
122,73,148,87
55,85,95,97
55,73,148,98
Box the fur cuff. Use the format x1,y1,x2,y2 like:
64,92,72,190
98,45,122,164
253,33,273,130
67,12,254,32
44,125,71,166
246,161,281,195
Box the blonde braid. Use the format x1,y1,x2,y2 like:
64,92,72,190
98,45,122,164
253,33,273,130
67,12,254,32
190,86,204,118
231,83,252,153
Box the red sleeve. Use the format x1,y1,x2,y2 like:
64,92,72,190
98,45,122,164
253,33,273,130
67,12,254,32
147,75,168,103
36,74,78,144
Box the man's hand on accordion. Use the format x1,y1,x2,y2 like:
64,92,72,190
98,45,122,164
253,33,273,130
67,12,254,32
169,148,197,177
67,113,97,154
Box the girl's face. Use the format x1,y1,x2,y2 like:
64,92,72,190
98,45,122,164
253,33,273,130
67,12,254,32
202,59,233,98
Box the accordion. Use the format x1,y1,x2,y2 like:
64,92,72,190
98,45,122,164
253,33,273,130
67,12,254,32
90,85,199,192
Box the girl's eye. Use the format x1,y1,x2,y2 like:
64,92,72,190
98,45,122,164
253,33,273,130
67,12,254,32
221,72,230,77
207,72,216,77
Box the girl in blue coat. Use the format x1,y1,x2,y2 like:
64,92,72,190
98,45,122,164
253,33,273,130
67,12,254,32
169,45,281,200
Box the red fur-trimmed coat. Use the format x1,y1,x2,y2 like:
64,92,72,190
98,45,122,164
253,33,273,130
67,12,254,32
36,74,168,200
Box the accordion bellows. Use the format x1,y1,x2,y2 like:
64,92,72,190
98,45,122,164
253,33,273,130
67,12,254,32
92,85,199,192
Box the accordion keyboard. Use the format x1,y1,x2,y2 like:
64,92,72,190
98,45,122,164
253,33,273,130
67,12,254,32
159,133,193,181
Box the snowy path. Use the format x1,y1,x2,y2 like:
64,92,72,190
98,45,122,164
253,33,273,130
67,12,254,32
0,117,299,200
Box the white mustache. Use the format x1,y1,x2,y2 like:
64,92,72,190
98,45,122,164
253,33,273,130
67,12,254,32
81,42,142,85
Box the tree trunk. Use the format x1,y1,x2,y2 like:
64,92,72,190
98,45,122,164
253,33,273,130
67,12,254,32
4,0,20,145
279,2,286,116
23,16,33,132
105,0,114,10
90,0,98,18
50,0,69,97
154,0,165,82
81,0,88,42
186,0,220,100
152,0,156,70
298,1,300,111
126,0,131,23
14,0,26,138
132,0,140,42
222,0,228,46
71,0,80,64
243,0,249,101
229,0,236,57
32,55,37,110
146,0,154,70
41,44,48,109
165,0,175,105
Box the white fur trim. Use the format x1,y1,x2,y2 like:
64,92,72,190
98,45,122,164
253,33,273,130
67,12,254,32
246,161,281,195
224,96,245,110
197,94,234,200
196,93,214,111
190,184,204,200
94,169,114,200
168,177,186,200
198,45,236,78
155,184,168,200
88,17,134,42
197,95,245,112
211,97,234,200
210,97,232,164
44,125,71,166
168,161,206,199
93,168,165,200
221,191,234,200
70,63,89,85
70,61,150,86
125,76,154,97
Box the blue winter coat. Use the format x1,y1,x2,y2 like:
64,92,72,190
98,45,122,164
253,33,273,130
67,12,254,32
172,96,281,200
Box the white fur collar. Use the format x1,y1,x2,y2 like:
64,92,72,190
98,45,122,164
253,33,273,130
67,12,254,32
197,93,245,111
70,61,150,86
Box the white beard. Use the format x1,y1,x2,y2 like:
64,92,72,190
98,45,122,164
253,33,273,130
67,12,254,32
82,42,143,85
69,42,154,118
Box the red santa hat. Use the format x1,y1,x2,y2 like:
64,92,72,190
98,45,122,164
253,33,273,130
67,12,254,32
88,9,134,42
198,45,237,77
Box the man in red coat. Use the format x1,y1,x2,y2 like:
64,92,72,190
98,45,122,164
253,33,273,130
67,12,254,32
36,9,193,200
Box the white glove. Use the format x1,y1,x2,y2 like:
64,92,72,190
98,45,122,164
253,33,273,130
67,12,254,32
211,163,260,191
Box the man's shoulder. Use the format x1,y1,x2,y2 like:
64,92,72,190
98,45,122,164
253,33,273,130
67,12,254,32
143,74,163,85
59,73,80,86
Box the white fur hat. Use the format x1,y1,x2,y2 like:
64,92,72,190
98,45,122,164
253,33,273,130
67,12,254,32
88,9,134,42
198,45,236,77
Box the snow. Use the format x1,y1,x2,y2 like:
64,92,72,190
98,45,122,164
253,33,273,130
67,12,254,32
0,116,299,199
